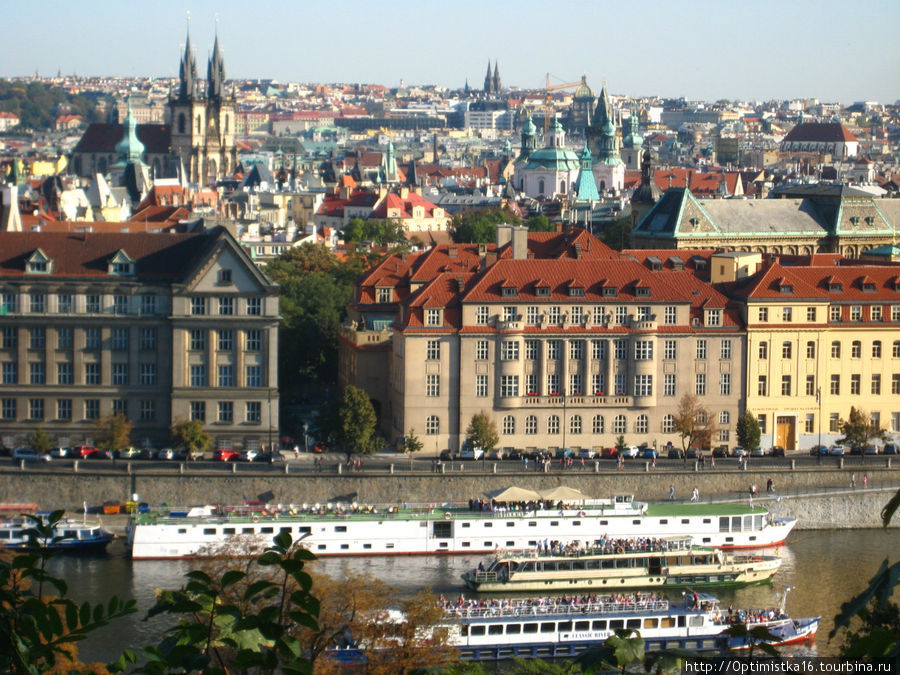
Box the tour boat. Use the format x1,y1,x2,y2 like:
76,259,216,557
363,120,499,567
126,494,796,560
461,536,781,592
330,590,817,663
0,512,114,553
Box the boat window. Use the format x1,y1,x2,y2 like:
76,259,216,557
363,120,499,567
462,523,470,528
0,531,9,539
719,517,729,532
610,619,624,629
681,519,689,524
558,621,573,631
506,522,515,527
678,616,686,627
550,521,559,526
743,516,753,531
241,527,253,534
592,619,606,630
364,544,372,549
223,528,235,535
540,622,555,633
335,526,347,532
506,541,514,546
575,620,589,630
488,624,503,635
299,526,311,534
660,617,676,628
709,575,719,583
261,527,274,534
340,544,349,550
600,520,608,525
522,562,534,571
660,519,668,524
725,537,733,543
178,528,187,534
573,521,581,526
627,619,641,629
615,558,631,568
484,522,493,528
280,527,291,534
462,542,470,547
749,536,757,541
506,624,521,634
690,616,704,627
470,625,485,636
632,520,640,525
483,541,492,547
64,530,77,537
317,544,325,550
601,559,615,569
203,528,216,535
572,561,585,570
460,625,468,636
731,516,741,532
523,623,538,633
585,560,599,570
755,515,764,529
386,543,394,549
528,521,537,527
644,618,659,628
703,518,711,524
702,537,711,543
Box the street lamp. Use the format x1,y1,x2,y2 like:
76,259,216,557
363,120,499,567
816,387,822,449
562,392,567,456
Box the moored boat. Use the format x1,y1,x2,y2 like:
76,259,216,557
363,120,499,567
126,494,796,559
0,512,114,553
461,536,781,592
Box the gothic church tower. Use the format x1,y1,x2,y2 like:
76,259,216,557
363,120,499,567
169,28,237,185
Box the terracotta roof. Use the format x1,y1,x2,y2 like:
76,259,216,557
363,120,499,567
783,122,858,143
727,262,900,302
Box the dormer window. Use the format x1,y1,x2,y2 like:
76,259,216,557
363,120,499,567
602,285,618,298
828,281,843,293
568,284,585,298
108,250,134,276
860,277,876,293
779,282,793,294
501,286,518,298
425,308,442,327
218,269,233,286
706,309,722,327
376,287,392,303
26,249,53,274
535,283,550,298
647,257,662,271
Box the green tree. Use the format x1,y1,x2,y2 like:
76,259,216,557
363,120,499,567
342,217,367,243
28,427,51,455
598,214,632,251
169,419,212,458
94,413,132,453
335,385,380,458
672,394,717,453
837,406,888,451
525,214,556,232
400,427,424,454
615,435,628,454
465,411,499,453
736,411,761,451
450,207,521,243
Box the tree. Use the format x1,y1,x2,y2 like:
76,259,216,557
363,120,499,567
335,385,380,458
28,427,51,454
465,411,499,453
597,214,632,251
525,214,555,232
400,427,424,454
169,419,212,457
94,413,132,453
837,406,888,451
614,435,628,454
736,411,761,451
672,394,717,453
450,207,521,243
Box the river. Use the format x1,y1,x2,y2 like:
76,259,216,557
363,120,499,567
47,528,896,664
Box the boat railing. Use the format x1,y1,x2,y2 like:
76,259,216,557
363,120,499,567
442,599,670,619
490,537,693,561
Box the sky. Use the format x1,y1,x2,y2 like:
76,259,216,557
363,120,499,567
3,0,899,104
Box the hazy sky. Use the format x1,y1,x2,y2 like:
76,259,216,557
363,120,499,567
4,0,898,104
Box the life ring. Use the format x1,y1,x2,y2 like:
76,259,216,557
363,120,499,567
616,546,625,554
444,512,452,520
252,515,260,523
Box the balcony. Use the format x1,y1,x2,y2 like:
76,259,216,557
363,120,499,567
339,325,392,348
498,393,634,409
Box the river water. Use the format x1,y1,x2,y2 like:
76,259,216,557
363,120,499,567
48,529,896,664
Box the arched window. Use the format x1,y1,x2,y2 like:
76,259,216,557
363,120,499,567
592,415,604,434
662,414,675,433
893,340,900,358
425,416,439,435
525,415,538,435
502,415,515,435
872,341,882,358
831,341,841,358
547,415,560,434
538,179,545,196
224,115,229,133
569,415,582,435
851,340,861,358
178,112,186,134
635,415,648,434
559,180,565,194
613,415,627,434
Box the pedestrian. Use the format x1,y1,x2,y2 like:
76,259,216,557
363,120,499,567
710,454,716,469
863,474,868,488
691,487,699,502
766,478,774,494
431,458,436,473
523,456,528,470
293,444,300,459
669,485,676,501
850,473,856,488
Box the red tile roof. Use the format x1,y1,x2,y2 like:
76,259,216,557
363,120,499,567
783,122,858,143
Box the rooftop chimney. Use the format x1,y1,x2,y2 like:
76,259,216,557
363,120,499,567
496,223,512,247
511,225,528,260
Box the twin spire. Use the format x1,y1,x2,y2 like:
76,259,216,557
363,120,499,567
178,25,226,102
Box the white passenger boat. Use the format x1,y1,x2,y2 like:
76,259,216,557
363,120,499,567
461,536,781,592
0,512,114,553
126,494,796,560
330,590,818,663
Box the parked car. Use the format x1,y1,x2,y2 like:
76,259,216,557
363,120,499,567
212,449,242,462
750,447,765,457
75,446,100,458
155,448,177,460
828,445,845,456
312,441,326,454
255,451,284,463
640,448,658,459
712,447,729,458
618,446,640,459
49,447,70,458
241,448,262,462
459,442,483,460
176,448,205,461
116,447,142,459
731,447,746,457
485,449,503,460
883,443,899,455
13,448,51,462
506,449,523,461
863,445,880,455
685,448,701,459
810,444,829,456
599,447,619,459
666,447,683,459
135,448,156,460
770,446,786,457
578,448,597,460
439,449,454,461
83,448,112,460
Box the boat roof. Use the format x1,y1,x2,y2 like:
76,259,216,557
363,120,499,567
645,503,768,517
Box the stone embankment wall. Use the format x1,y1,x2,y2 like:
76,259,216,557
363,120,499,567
0,463,897,529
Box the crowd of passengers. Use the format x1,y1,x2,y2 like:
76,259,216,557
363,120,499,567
533,537,667,557
438,592,667,615
714,606,786,625
467,499,581,513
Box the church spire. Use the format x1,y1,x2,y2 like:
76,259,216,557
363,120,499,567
483,60,493,94
207,27,226,101
493,61,501,93
178,25,197,101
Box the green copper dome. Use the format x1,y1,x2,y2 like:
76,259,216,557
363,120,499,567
114,99,145,165
523,115,537,136
573,75,593,100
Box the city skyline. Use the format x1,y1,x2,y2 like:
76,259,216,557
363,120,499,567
3,0,899,104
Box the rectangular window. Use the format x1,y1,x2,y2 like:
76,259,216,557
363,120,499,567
246,329,262,351
475,374,488,397
806,375,815,396
140,294,157,315
830,305,841,322
758,414,767,434
191,297,207,315
706,309,722,326
805,341,815,359
807,307,817,322
892,374,900,395
30,398,45,420
140,363,156,386
569,373,583,395
114,295,128,315
547,340,561,360
546,374,559,395
218,401,233,423
892,412,900,433
614,340,627,360
569,340,584,360
664,340,676,360
592,340,606,360
781,375,791,396
592,373,606,395
804,413,814,433
247,297,262,316
525,340,539,360
84,399,99,420
758,307,768,322
720,373,731,396
191,401,206,422
850,374,860,395
140,328,157,351
246,401,261,423
190,329,206,351
112,399,127,417
850,306,862,322
503,306,516,322
84,363,101,385
217,330,234,352
426,340,440,360
500,375,519,397
57,399,72,420
2,362,17,384
893,306,900,322
782,307,792,322
593,306,605,324
246,365,262,387
218,365,234,387
425,374,440,397
873,342,882,359
56,362,72,385
871,374,881,395
634,374,653,397
112,363,128,386
758,375,767,396
57,293,72,313
615,306,627,325
664,306,677,325
615,374,626,395
112,328,129,351
526,373,537,395
526,306,539,325
720,340,732,360
2,326,16,349
664,373,676,397
140,400,155,422
829,413,839,432
425,309,441,326
571,306,584,324
29,362,45,384
501,341,519,361
218,297,234,316
696,339,707,360
475,306,489,325
851,342,861,358
1,398,15,419
782,341,792,359
634,340,653,360
548,306,561,324
85,328,101,350
830,374,840,395
57,328,72,350
831,341,841,358
30,293,45,313
190,365,207,387
1,292,17,314
29,327,45,350
86,294,100,313
759,341,768,359
475,340,489,360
